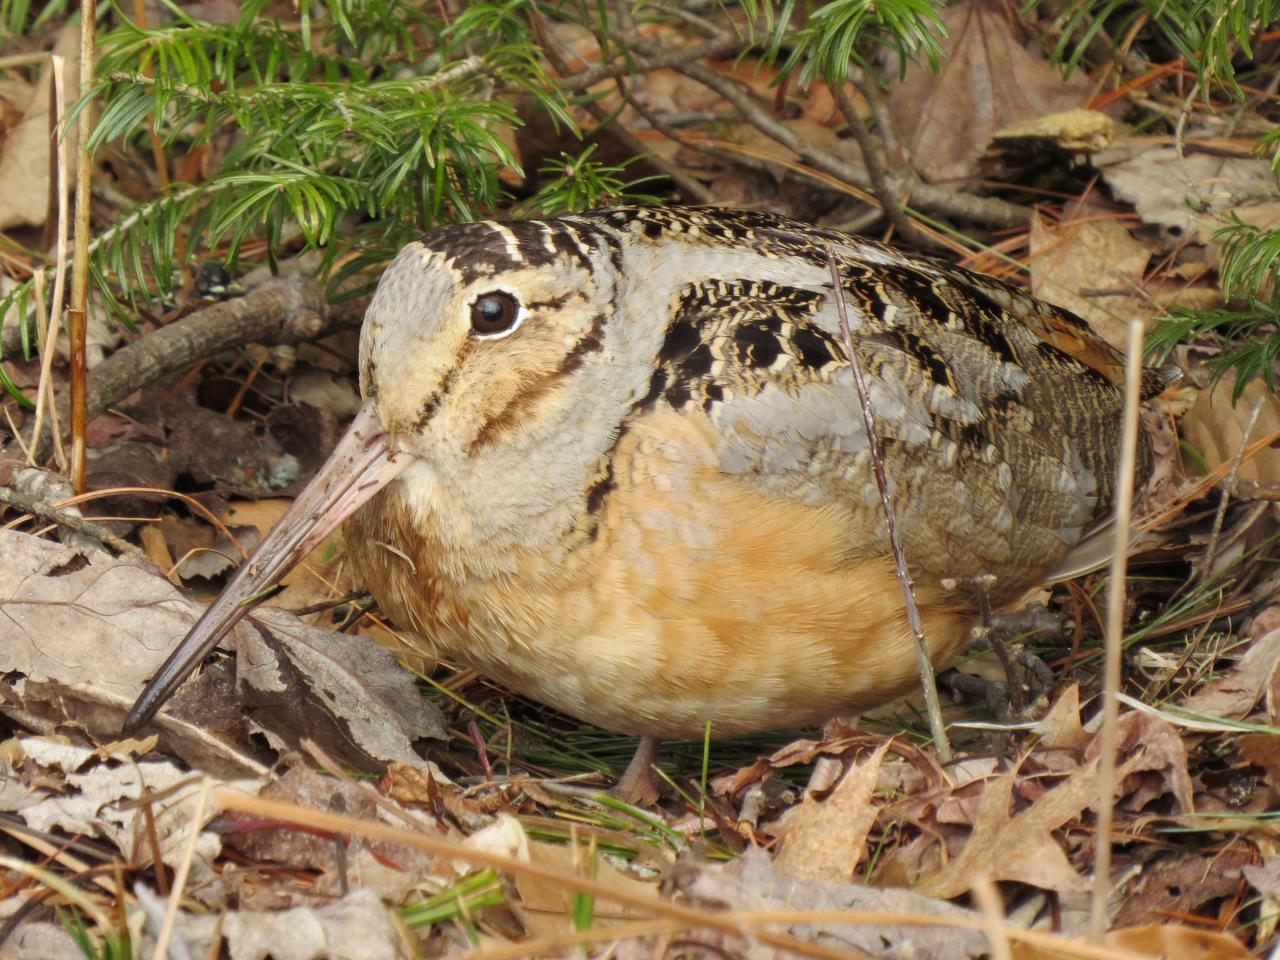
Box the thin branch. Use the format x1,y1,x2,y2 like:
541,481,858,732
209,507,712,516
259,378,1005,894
529,7,715,204
0,483,140,556
849,66,900,158
636,42,1027,229
554,33,743,94
825,247,951,762
12,277,360,463
828,80,929,246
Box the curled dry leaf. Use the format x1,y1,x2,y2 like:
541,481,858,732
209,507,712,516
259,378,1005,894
0,529,445,777
884,2,1091,184
1181,374,1280,483
3,736,259,872
773,740,890,883
1029,213,1154,350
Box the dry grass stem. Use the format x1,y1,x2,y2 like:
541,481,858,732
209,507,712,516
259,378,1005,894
154,777,211,960
825,247,951,762
212,789,1154,960
30,55,70,471
972,875,1013,960
67,0,97,492
1089,319,1146,944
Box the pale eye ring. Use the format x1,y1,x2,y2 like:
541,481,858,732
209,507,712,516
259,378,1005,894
469,290,522,338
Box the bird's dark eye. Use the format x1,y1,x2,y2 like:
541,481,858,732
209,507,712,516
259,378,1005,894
470,291,521,337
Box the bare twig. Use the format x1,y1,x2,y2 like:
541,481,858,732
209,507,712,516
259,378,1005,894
0,484,140,555
825,248,950,762
12,277,357,463
526,7,715,204
555,33,742,94
68,0,97,493
848,67,901,159
827,81,929,246
630,41,1027,229
1089,319,1145,945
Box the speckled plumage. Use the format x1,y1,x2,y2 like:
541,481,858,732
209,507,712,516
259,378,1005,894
336,205,1159,739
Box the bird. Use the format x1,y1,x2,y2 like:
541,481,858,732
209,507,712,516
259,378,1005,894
126,205,1162,794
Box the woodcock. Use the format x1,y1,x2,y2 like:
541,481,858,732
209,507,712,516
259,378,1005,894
126,206,1162,753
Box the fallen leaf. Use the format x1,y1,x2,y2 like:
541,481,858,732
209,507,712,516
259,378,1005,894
0,922,85,960
1100,145,1278,243
1112,849,1250,928
885,2,1092,184
0,24,79,229
1181,374,1280,483
0,529,444,777
674,846,989,959
1029,213,1154,348
921,711,1191,897
774,741,890,882
5,736,259,871
1034,684,1090,752
1181,627,1280,721
164,888,401,960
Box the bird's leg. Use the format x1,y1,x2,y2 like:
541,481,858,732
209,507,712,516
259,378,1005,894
944,575,1061,719
613,736,662,806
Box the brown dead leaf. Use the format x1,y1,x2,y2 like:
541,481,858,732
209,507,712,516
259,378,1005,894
921,712,1191,898
219,763,436,899
1181,627,1280,722
885,1,1091,184
0,529,443,777
0,24,79,230
159,514,260,581
1101,145,1278,244
917,767,1087,897
1034,684,1090,752
774,741,889,882
236,606,448,773
1181,375,1280,482
1029,213,1154,348
1113,848,1250,929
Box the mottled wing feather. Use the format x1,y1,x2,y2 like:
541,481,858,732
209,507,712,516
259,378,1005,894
627,241,1141,600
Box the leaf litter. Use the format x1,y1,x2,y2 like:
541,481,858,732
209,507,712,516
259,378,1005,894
3,6,1280,957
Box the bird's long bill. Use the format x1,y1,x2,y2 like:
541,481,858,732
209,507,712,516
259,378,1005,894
123,401,414,734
